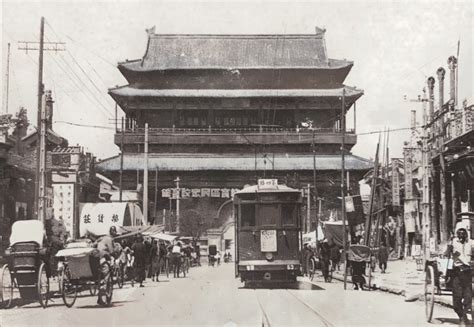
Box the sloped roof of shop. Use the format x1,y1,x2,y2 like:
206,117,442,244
97,154,373,172
109,86,363,99
119,30,352,71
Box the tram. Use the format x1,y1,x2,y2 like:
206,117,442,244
234,179,303,283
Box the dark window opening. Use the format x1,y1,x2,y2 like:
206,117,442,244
281,204,296,225
257,204,279,227
241,204,256,227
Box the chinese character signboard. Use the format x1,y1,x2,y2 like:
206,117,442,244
53,183,75,237
392,159,400,206
161,187,240,199
404,150,413,199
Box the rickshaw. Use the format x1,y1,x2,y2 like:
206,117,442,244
56,240,113,308
347,244,373,289
425,212,474,322
0,220,50,309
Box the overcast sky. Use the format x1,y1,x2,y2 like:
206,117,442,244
1,0,473,161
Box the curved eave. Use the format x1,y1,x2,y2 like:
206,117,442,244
117,59,353,84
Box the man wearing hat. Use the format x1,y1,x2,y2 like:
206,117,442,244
447,227,473,325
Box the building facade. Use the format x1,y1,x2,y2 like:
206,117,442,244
97,27,372,230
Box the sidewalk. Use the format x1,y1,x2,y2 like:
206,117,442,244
332,258,453,308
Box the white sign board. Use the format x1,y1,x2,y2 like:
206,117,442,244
258,179,278,190
260,230,277,252
53,183,75,237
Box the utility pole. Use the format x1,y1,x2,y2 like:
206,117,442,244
341,88,348,290
143,123,149,224
154,168,158,224
37,94,47,223
422,84,431,262
119,117,124,202
3,43,11,114
18,17,65,219
306,183,311,233
312,129,318,235
175,177,180,233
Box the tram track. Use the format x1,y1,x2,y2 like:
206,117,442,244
286,289,333,327
253,287,333,327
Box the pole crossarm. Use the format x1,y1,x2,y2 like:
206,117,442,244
18,41,66,53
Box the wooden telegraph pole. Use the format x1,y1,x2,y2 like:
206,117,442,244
18,17,65,221
143,123,149,224
3,43,11,114
119,117,124,202
341,88,348,290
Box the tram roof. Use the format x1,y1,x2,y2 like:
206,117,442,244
234,184,300,195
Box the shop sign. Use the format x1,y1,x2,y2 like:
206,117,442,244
161,187,240,199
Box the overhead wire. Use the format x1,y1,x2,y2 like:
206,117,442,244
44,21,115,117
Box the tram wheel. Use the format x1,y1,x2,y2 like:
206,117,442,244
37,263,49,308
425,265,435,322
0,264,13,309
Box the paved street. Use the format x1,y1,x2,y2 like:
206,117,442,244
1,263,460,326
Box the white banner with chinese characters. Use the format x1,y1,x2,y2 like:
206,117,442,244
53,183,75,237
161,187,240,199
392,159,400,206
79,202,128,237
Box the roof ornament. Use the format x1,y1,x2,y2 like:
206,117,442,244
145,26,156,37
315,26,326,36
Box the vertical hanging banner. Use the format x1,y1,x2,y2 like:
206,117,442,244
404,150,413,199
392,159,400,206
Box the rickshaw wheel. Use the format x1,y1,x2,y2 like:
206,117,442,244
98,263,113,307
0,264,13,309
61,266,77,308
308,258,315,281
37,263,49,308
117,263,124,289
425,265,435,322
89,283,98,295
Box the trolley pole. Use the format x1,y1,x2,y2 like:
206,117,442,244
341,88,348,290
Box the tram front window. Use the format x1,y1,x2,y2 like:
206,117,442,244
241,204,256,227
281,204,296,226
258,204,278,227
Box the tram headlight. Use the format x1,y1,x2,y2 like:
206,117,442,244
264,252,274,261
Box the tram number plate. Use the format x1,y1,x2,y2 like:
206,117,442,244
261,230,277,252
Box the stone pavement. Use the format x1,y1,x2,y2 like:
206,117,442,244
332,258,454,308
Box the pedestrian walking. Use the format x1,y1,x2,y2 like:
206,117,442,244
319,240,331,282
170,241,182,278
378,242,389,273
132,235,147,287
330,244,341,271
150,239,161,282
446,228,472,325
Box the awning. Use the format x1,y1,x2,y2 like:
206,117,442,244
115,225,164,240
10,220,45,246
80,202,131,237
97,154,373,172
148,233,177,242
323,221,345,247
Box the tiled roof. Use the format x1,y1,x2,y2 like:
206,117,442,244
109,86,364,99
119,31,352,71
97,153,373,172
